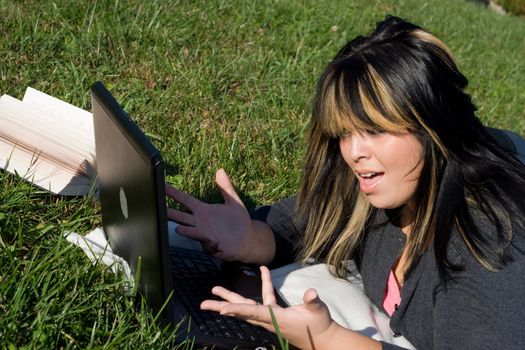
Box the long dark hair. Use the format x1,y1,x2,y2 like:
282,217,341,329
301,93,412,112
297,15,525,279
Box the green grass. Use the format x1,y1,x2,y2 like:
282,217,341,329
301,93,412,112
1,0,524,348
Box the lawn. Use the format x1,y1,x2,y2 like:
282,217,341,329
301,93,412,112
1,0,524,348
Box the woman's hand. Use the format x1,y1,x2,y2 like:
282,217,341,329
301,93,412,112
201,266,337,350
166,168,276,264
165,168,255,261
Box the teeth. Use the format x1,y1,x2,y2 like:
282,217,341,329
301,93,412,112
361,173,375,178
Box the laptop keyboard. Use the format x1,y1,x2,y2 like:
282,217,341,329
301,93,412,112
169,247,275,345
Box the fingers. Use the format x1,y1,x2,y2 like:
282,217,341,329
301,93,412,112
200,283,282,333
174,225,206,241
200,287,271,328
215,169,243,205
202,297,273,327
218,303,273,328
166,170,244,209
200,299,230,311
165,184,201,210
166,208,195,226
303,288,319,304
201,298,269,330
303,288,327,312
201,286,269,322
260,266,277,306
210,286,258,305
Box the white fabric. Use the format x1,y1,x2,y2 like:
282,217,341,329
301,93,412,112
64,228,133,283
64,221,191,283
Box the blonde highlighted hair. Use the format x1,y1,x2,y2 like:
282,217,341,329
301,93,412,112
296,16,525,279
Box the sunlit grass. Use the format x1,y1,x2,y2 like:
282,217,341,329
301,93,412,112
1,0,524,348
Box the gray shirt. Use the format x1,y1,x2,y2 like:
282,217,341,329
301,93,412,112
252,197,525,349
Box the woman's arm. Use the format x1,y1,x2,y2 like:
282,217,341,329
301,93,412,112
250,195,304,267
243,218,276,265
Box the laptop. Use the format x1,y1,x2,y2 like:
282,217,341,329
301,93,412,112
91,82,280,349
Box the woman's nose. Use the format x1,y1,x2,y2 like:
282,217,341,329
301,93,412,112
340,133,370,163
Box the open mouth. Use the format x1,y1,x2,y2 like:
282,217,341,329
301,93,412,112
358,172,384,191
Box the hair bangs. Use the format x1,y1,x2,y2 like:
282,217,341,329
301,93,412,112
358,63,415,132
316,70,361,138
316,61,414,139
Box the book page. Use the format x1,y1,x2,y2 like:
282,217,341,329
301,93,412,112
0,94,95,170
22,87,94,136
0,90,96,195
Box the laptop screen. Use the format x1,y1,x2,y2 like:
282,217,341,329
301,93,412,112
91,82,172,313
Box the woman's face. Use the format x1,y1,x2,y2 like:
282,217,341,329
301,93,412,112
339,130,423,210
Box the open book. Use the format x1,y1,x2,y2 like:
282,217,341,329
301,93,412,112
0,87,97,196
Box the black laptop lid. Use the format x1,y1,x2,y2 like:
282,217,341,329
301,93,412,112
91,82,172,312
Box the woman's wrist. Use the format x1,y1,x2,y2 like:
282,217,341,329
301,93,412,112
312,321,382,350
239,219,276,265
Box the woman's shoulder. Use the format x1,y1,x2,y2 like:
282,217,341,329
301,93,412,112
486,127,525,165
446,212,525,275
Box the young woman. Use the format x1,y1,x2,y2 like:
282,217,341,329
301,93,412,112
166,16,525,349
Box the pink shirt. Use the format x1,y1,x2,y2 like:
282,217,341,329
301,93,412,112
383,270,401,316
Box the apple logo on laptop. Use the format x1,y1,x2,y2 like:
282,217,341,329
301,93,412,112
119,187,129,219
